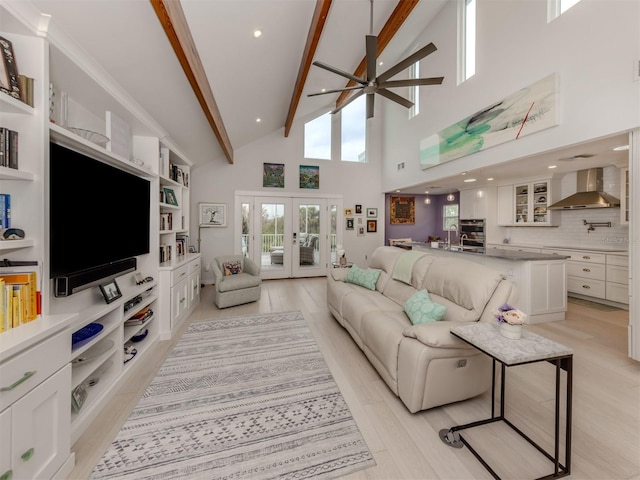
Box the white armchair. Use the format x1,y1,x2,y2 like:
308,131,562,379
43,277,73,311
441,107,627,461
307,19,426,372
212,255,262,308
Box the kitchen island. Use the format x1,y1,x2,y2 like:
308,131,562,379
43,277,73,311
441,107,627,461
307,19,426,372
410,242,570,323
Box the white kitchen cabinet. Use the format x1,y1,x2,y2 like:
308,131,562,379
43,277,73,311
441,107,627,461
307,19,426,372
606,254,629,304
497,185,514,226
459,186,495,220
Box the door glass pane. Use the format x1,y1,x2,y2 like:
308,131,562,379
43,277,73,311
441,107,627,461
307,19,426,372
329,203,337,263
299,203,320,267
262,203,285,269
241,202,250,257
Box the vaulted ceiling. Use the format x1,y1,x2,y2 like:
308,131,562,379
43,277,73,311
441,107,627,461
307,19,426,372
31,0,447,167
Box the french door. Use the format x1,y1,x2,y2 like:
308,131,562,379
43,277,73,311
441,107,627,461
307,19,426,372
236,194,341,280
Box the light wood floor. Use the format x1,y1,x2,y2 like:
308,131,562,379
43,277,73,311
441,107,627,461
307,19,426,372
70,278,640,480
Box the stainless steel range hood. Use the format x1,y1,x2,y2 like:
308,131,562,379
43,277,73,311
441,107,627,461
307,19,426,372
548,168,620,210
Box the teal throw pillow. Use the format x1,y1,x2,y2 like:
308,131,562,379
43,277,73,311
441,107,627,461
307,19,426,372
404,290,446,324
345,265,381,291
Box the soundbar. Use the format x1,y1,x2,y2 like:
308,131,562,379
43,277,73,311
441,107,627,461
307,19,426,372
54,258,137,297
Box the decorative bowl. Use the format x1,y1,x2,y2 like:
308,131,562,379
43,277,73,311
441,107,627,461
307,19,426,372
130,328,149,343
68,127,109,148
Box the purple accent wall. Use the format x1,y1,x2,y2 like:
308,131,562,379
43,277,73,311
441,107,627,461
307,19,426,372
385,192,459,245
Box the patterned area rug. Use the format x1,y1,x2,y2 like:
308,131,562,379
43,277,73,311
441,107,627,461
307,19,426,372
90,311,375,480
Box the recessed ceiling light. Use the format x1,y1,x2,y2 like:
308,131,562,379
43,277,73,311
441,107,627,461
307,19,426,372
548,165,557,169
487,177,494,181
256,118,261,123
613,144,630,151
321,88,326,93
463,178,476,183
424,190,429,194
395,190,401,193
461,172,467,176
253,29,262,38
378,61,384,66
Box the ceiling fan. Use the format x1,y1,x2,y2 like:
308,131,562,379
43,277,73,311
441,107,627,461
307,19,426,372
308,0,444,119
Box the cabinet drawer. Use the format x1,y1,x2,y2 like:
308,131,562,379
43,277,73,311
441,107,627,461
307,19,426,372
606,264,629,285
567,262,606,280
606,282,629,304
171,264,189,286
567,276,606,298
607,254,628,267
0,330,69,411
542,249,605,263
189,258,201,273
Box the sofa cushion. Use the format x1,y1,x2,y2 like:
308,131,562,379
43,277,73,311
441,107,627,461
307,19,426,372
345,265,381,290
217,273,261,292
422,258,505,322
404,290,446,324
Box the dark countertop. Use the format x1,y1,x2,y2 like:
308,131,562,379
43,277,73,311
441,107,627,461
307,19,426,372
542,245,628,253
410,243,570,261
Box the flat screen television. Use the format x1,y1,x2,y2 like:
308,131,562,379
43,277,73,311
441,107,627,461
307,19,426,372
49,142,150,294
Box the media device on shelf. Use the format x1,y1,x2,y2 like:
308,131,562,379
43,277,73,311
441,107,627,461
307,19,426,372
49,141,151,296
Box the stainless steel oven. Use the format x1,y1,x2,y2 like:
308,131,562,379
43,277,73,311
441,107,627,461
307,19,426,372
459,219,486,253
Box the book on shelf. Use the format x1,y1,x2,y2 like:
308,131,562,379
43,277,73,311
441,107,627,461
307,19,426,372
0,128,18,169
0,271,37,328
160,213,173,231
0,194,10,228
159,244,172,263
18,75,34,107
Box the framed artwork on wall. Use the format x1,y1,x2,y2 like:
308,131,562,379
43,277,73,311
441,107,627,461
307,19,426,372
345,218,354,230
299,165,319,189
344,208,353,216
366,207,377,218
355,204,362,214
357,226,365,237
263,163,284,188
367,220,378,233
390,196,415,224
199,202,227,227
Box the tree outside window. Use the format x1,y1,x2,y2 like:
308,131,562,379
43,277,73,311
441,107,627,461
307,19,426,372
443,204,459,230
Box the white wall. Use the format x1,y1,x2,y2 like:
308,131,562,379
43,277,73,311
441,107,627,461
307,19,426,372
190,109,385,284
381,0,640,191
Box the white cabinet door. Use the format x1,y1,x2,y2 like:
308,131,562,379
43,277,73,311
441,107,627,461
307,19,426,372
0,407,11,480
171,279,188,330
459,189,476,219
189,270,200,307
497,185,514,225
11,365,70,480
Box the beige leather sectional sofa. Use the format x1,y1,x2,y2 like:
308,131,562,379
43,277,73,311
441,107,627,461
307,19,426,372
327,246,516,413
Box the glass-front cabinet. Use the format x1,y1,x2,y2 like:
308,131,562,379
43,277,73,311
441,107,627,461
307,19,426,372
513,180,557,226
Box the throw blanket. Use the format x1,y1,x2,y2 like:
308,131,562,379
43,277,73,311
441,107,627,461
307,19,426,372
392,250,427,285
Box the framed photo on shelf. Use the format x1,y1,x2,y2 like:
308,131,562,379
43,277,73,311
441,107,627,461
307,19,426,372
199,202,227,227
0,36,21,100
163,187,179,206
99,279,122,304
366,207,377,218
367,220,378,233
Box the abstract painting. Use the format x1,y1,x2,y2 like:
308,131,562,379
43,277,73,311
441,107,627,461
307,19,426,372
420,73,558,169
299,165,319,189
263,162,284,188
390,196,415,224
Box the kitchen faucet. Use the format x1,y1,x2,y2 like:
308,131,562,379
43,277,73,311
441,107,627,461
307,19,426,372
460,233,468,250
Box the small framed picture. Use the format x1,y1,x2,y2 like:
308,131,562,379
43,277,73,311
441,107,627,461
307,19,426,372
345,218,355,230
199,202,227,227
344,208,353,216
99,279,122,304
0,36,21,100
163,187,179,206
355,204,362,215
357,226,365,237
366,207,378,218
367,220,378,233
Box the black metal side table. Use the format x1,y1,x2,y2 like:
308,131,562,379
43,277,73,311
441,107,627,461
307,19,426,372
441,323,573,480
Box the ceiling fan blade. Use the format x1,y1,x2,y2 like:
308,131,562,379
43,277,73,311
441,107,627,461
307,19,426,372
378,77,444,89
313,61,367,85
307,85,364,97
376,88,414,109
330,89,365,115
366,93,374,119
366,35,377,82
376,42,438,84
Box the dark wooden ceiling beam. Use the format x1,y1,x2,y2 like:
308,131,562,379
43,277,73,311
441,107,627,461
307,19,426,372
150,0,234,164
284,0,333,138
336,0,420,109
